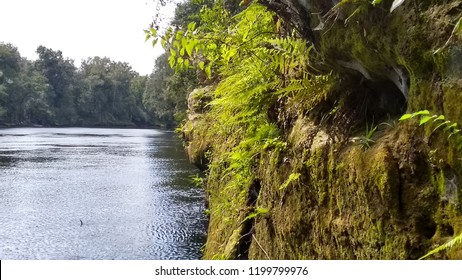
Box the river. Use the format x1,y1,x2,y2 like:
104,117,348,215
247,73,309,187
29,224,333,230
0,127,207,259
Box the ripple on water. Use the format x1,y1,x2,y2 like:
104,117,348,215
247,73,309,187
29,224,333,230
0,128,207,260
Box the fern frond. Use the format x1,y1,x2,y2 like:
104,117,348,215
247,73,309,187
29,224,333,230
419,232,462,260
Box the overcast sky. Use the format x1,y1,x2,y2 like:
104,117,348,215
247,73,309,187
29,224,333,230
0,0,175,75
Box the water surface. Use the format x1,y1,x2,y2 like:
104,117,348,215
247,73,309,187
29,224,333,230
0,127,207,259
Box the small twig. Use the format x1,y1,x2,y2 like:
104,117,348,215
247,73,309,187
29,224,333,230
252,234,270,260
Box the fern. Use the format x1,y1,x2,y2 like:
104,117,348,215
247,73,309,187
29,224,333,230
279,173,301,190
157,2,334,243
241,207,269,224
419,232,462,260
399,110,462,150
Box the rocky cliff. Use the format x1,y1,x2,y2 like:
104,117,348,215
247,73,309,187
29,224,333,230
183,0,462,259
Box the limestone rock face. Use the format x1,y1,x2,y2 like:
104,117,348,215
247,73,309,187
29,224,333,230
182,86,214,170
183,0,462,259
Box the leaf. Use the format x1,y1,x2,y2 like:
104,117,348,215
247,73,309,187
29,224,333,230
419,232,462,260
150,27,157,37
432,121,451,134
173,40,181,51
366,125,378,138
198,61,205,70
399,110,430,121
414,110,430,116
166,26,173,34
448,129,461,139
443,123,458,132
187,22,196,32
169,48,177,58
151,39,158,47
205,65,212,78
419,115,436,126
175,30,184,41
241,208,269,223
181,37,188,50
399,113,413,121
390,0,405,13
433,115,445,122
185,41,196,57
168,55,176,68
371,0,383,6
145,34,151,42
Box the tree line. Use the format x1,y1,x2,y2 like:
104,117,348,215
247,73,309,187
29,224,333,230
0,42,192,128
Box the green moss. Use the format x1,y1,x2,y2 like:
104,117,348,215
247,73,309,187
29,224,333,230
442,84,462,125
182,1,462,260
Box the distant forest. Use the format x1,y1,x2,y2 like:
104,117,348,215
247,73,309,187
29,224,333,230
0,42,196,128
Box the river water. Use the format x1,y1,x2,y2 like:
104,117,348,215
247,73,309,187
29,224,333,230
0,127,207,259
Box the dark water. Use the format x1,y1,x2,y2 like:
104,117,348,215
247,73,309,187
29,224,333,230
0,127,207,260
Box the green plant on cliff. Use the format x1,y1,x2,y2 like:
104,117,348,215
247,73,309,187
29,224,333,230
359,122,378,150
191,173,204,188
400,110,462,150
242,207,269,223
400,110,462,258
279,172,301,190
145,1,334,258
142,0,462,260
148,0,332,187
420,232,462,259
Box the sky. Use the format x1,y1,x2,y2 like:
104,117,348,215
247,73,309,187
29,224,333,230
0,0,176,75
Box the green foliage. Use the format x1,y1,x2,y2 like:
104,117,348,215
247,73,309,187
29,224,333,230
242,207,269,223
36,45,79,124
399,110,462,150
163,4,334,247
0,42,153,127
0,43,54,125
143,52,198,127
77,56,146,125
419,232,462,259
279,173,301,190
402,110,462,258
359,123,378,150
191,173,204,188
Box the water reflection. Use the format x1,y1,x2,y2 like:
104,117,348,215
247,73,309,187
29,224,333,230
0,128,207,260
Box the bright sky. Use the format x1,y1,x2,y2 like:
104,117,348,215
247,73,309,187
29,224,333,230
0,0,175,75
